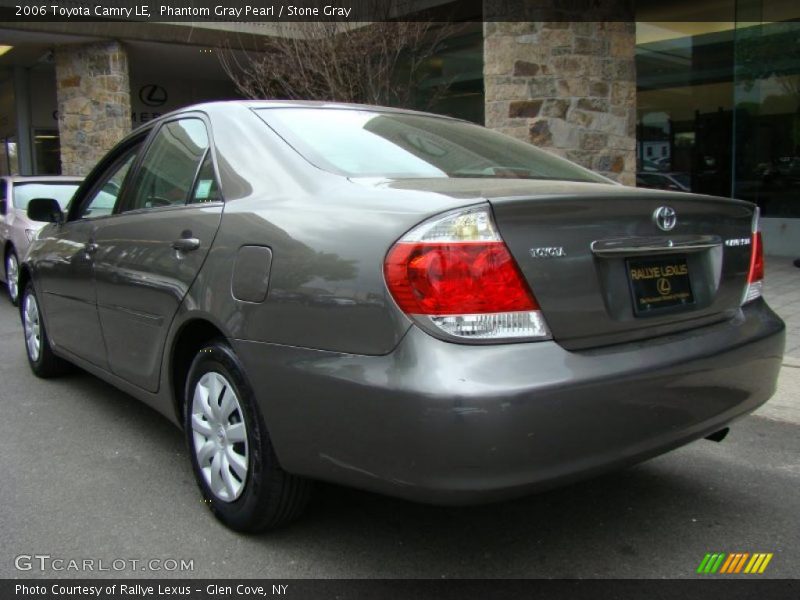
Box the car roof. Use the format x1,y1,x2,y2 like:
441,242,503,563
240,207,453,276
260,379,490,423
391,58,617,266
3,175,83,183
240,99,458,118
120,99,470,148
146,99,462,127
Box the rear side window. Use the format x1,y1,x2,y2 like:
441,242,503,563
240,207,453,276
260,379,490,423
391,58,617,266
124,118,210,212
189,153,222,204
256,108,609,183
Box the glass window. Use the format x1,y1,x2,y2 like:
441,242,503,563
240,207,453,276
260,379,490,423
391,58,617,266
12,182,80,211
33,130,62,175
124,119,209,212
189,153,222,204
732,20,800,218
635,12,800,218
81,151,137,219
1,138,18,176
404,25,485,124
636,22,735,197
257,108,609,183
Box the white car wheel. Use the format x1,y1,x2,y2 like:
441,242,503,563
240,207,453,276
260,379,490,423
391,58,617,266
6,251,19,304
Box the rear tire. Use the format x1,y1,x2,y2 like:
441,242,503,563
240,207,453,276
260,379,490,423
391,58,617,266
184,340,311,532
6,250,20,305
21,282,71,377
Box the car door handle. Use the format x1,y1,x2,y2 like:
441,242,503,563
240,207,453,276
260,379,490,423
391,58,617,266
172,238,201,252
84,242,99,255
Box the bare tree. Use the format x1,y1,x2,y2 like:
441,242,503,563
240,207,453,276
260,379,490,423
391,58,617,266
219,19,463,109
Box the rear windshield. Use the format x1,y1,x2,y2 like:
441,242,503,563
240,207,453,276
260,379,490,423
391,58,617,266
13,182,80,210
671,173,690,188
256,108,610,183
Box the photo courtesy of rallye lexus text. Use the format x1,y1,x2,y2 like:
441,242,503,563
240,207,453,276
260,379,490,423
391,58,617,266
15,584,193,597
17,100,784,532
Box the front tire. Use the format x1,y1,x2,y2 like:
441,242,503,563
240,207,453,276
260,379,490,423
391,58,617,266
6,250,20,305
22,282,70,377
184,341,311,532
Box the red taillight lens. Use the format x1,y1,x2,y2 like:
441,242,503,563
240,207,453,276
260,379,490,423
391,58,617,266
384,241,538,315
385,206,551,341
742,208,764,305
748,231,764,283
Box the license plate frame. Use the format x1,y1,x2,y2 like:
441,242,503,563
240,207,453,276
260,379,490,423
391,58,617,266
627,256,695,317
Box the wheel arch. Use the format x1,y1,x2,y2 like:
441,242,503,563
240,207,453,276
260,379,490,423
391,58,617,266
169,317,228,426
16,263,32,314
3,240,14,270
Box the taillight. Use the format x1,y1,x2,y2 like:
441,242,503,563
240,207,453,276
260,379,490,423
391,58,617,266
743,208,764,304
384,206,551,341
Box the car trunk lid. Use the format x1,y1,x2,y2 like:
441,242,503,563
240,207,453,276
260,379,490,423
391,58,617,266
361,178,757,350
488,189,756,349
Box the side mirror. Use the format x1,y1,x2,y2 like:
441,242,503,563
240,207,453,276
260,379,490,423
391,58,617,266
27,198,64,224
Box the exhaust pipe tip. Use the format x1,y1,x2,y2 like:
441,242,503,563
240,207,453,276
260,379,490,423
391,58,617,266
705,427,730,443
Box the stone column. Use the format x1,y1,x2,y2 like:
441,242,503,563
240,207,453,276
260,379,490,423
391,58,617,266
55,41,131,176
484,22,637,185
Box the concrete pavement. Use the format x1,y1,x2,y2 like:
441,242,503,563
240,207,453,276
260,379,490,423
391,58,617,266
762,255,800,359
755,256,800,425
0,261,797,579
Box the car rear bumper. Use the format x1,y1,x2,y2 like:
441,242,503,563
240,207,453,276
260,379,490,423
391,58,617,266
233,299,785,505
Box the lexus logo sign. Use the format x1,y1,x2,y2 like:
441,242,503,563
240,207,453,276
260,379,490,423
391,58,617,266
653,206,677,231
139,84,168,107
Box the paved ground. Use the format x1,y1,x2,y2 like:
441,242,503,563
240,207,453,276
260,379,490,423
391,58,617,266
762,256,800,359
0,261,797,579
754,256,800,425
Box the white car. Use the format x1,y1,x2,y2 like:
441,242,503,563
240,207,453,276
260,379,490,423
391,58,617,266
0,176,82,304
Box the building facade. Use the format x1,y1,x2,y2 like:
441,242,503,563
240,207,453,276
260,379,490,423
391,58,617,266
1,2,798,254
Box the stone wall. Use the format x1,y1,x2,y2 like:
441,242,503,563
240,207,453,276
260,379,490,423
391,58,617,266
55,41,131,176
484,22,637,185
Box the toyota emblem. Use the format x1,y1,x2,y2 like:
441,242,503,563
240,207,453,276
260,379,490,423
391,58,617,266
653,206,677,231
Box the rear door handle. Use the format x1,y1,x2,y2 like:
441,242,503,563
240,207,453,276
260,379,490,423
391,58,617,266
172,238,201,252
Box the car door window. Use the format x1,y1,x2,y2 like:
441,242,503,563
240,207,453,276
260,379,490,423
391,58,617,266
124,118,210,212
188,152,222,204
80,151,138,219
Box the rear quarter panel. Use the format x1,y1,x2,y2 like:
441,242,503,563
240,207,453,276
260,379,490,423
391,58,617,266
189,106,477,355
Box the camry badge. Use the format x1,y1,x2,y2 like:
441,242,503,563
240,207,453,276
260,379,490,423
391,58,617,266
529,247,566,258
653,206,677,231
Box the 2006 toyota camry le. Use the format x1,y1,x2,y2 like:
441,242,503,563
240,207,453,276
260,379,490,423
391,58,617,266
19,101,784,532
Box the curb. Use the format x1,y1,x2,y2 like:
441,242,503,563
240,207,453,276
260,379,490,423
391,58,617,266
783,356,800,368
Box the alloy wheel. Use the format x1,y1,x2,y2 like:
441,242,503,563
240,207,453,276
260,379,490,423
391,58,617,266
23,292,41,362
6,253,18,303
191,371,249,502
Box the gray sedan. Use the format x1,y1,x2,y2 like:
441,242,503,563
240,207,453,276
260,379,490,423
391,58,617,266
0,176,82,304
19,101,784,532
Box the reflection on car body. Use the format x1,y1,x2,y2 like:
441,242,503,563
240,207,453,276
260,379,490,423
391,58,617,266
0,175,82,305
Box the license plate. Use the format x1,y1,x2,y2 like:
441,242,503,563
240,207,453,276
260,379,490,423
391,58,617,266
627,256,695,316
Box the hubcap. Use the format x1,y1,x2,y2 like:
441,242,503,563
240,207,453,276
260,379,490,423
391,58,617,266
6,254,18,302
191,371,249,502
23,293,41,362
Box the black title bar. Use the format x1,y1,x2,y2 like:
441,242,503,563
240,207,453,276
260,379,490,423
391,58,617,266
0,0,755,23
3,579,800,600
